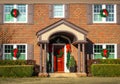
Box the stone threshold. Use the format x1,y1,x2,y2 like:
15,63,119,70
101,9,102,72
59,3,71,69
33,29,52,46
49,73,87,77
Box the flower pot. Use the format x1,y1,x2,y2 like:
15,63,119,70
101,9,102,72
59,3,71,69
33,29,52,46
70,67,75,72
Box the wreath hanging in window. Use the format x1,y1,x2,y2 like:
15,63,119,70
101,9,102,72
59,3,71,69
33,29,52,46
101,49,110,58
100,9,109,17
11,9,20,18
11,48,20,60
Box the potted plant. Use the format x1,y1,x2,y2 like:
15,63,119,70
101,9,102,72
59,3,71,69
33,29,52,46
69,56,76,72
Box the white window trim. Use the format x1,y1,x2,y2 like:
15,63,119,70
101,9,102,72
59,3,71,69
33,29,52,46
2,44,27,60
93,43,117,59
3,4,28,23
53,4,65,18
92,4,116,23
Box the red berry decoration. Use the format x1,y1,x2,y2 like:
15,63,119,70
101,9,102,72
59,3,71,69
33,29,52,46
100,9,109,17
11,9,20,18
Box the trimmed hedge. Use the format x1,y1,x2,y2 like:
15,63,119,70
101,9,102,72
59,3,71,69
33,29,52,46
91,64,120,77
0,65,34,77
99,59,120,64
0,60,35,65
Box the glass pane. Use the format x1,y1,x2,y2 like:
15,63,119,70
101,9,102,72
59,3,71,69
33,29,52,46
94,45,102,53
5,14,14,21
94,4,102,13
94,54,103,59
108,54,114,59
106,5,114,22
106,45,114,53
94,14,102,21
17,4,26,22
5,54,13,60
53,5,64,17
4,45,13,53
106,14,114,21
18,54,25,60
4,4,14,22
17,45,26,53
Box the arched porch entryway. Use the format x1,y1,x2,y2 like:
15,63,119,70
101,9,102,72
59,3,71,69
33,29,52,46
36,19,88,75
48,32,76,73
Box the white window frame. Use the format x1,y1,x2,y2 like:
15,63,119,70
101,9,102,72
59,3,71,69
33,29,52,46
93,4,116,23
53,4,65,18
3,4,28,23
93,43,117,59
3,44,27,60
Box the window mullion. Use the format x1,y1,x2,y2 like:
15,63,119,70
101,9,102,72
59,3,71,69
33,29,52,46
14,4,17,22
103,44,106,49
102,4,106,22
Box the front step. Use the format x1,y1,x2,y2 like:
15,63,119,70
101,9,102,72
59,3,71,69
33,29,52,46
49,73,87,77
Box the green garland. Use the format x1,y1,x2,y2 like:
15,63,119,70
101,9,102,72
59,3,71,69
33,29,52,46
57,49,64,58
66,52,70,69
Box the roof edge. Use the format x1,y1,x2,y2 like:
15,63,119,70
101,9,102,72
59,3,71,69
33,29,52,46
0,0,120,4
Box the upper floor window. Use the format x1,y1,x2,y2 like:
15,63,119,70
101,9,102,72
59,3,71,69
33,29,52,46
53,4,65,18
93,4,116,23
4,4,28,23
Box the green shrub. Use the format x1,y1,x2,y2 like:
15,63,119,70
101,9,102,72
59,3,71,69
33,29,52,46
91,64,120,77
0,65,34,77
0,60,35,65
99,59,120,64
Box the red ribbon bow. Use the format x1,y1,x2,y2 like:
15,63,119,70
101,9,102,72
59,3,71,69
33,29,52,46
103,49,108,57
13,48,18,58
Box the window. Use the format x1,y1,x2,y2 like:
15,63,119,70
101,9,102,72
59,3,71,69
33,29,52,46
3,44,27,60
93,4,116,23
93,44,117,59
53,4,65,18
4,4,28,23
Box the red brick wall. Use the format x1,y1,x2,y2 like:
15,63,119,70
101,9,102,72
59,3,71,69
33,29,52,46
0,4,120,64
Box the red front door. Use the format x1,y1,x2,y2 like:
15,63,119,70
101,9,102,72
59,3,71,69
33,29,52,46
54,45,64,72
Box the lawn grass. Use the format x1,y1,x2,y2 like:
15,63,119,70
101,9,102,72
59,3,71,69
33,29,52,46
0,77,120,84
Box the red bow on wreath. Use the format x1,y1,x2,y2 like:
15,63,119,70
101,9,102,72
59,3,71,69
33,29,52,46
13,48,18,58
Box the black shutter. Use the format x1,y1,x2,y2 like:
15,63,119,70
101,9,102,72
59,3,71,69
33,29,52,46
65,4,69,18
117,44,120,58
0,44,3,60
0,4,3,25
87,4,93,25
117,4,120,25
49,4,53,18
28,4,34,24
27,44,34,60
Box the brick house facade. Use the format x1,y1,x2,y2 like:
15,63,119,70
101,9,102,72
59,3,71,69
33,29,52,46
0,0,120,75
